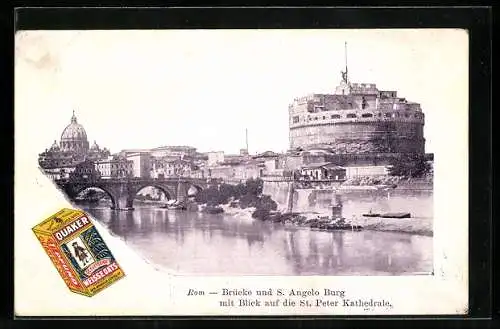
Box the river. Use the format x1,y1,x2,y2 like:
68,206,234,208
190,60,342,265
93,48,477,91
83,189,433,276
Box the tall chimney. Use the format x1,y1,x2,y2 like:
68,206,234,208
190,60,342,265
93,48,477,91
245,128,249,153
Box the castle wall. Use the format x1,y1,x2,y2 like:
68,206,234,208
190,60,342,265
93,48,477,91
288,83,426,155
289,119,424,154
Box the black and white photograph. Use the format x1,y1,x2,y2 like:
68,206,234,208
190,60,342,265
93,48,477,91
15,27,469,316
28,29,442,276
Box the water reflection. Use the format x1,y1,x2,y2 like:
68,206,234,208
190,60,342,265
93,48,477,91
266,184,433,219
85,202,432,276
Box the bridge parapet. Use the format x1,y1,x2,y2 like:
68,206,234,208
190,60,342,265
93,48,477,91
55,177,208,211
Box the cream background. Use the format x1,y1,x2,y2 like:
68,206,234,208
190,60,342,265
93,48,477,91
15,29,468,316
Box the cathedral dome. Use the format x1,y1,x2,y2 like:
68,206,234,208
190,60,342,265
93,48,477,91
49,140,60,151
90,140,100,150
59,111,89,153
61,112,87,141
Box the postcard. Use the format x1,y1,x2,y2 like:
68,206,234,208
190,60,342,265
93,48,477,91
14,28,468,316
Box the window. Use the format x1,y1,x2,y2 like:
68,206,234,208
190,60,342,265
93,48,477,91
331,114,341,119
346,113,357,118
385,113,392,118
323,116,326,120
361,97,368,109
314,117,318,120
414,113,420,118
361,113,373,118
292,116,300,123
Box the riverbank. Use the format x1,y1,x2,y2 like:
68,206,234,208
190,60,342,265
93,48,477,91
134,199,164,205
195,201,432,236
192,178,432,236
350,216,433,236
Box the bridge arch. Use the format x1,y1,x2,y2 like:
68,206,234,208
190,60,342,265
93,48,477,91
71,186,117,209
132,184,175,201
61,178,208,210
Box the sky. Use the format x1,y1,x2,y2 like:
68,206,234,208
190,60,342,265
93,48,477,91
15,29,468,156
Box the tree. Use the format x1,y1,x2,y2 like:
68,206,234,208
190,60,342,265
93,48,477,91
388,153,431,178
194,178,271,209
245,178,263,196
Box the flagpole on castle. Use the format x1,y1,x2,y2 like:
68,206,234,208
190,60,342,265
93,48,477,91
345,41,348,81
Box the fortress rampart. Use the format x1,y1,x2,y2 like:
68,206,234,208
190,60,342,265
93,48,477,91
288,81,426,154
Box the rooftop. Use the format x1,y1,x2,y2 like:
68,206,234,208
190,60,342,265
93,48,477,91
253,151,281,158
152,145,196,151
300,162,345,170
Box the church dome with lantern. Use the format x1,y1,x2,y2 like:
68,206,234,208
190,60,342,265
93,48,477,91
38,110,111,171
60,111,89,153
49,140,60,152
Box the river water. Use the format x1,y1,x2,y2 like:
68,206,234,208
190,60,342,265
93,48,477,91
83,189,433,276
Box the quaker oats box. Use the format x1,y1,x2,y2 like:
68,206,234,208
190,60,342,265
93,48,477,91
32,208,125,297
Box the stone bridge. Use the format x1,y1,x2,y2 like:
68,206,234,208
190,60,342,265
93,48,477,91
55,177,213,210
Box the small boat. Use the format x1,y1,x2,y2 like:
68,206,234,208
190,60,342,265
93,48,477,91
203,206,224,214
168,204,187,210
362,209,380,217
160,199,186,210
338,225,362,231
362,213,381,217
308,216,364,231
380,212,411,219
324,222,363,231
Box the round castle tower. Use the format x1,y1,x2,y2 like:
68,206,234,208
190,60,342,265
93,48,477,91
288,52,425,154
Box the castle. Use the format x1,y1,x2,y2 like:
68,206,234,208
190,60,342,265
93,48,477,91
288,43,425,155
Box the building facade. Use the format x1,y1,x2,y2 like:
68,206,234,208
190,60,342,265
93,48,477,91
95,156,134,179
344,165,388,178
150,146,197,159
69,160,101,181
207,159,264,182
232,160,264,181
95,159,112,178
150,158,199,178
112,159,134,178
206,151,225,166
299,163,347,181
207,165,234,180
126,152,152,178
43,165,76,181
